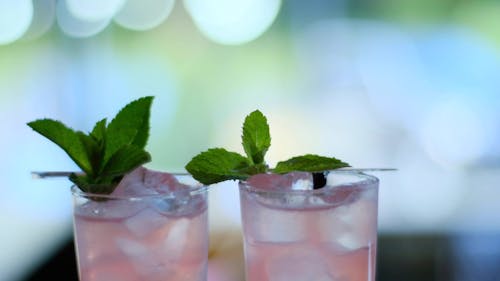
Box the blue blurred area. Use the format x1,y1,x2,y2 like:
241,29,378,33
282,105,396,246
1,0,499,280
450,233,500,281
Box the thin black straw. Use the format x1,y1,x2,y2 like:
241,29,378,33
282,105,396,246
312,172,327,189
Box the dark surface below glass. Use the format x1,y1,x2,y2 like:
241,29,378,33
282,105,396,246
24,233,500,281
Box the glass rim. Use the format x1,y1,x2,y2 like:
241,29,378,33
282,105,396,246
70,173,208,200
238,170,379,195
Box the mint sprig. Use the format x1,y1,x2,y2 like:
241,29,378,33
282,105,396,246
27,96,154,194
185,110,350,185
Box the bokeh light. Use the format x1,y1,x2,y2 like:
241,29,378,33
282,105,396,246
114,0,175,31
56,0,111,37
66,0,124,22
0,0,33,45
184,0,281,45
22,0,56,41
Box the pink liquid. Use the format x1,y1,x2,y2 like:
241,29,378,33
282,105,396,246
73,206,208,281
240,175,378,281
245,242,375,281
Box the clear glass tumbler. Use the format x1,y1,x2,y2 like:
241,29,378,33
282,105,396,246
71,174,209,281
239,171,379,281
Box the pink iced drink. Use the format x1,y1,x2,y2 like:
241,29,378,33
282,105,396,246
72,167,208,281
239,171,379,281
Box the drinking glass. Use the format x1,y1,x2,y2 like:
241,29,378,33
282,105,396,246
71,174,209,281
239,171,379,281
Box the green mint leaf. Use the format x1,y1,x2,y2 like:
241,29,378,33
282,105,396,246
185,148,250,185
272,154,350,174
76,131,101,176
101,145,151,178
242,110,271,165
69,173,91,193
104,96,153,163
29,96,155,195
90,118,106,143
69,173,116,195
237,163,268,175
27,119,93,175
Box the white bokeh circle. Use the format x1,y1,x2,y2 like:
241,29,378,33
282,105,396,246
56,0,111,38
0,0,33,45
114,0,175,31
66,0,125,22
22,0,56,41
184,0,281,45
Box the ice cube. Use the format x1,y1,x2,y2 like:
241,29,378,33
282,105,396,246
112,167,159,197
75,199,146,219
326,172,360,186
292,178,313,190
245,205,307,243
330,198,378,250
116,237,171,277
316,208,350,243
124,207,169,237
116,237,149,259
112,167,189,197
150,188,195,215
267,249,334,281
245,172,313,191
163,218,190,260
242,173,316,242
141,168,200,216
144,168,184,193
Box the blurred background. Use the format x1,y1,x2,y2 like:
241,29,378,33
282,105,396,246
1,0,499,280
